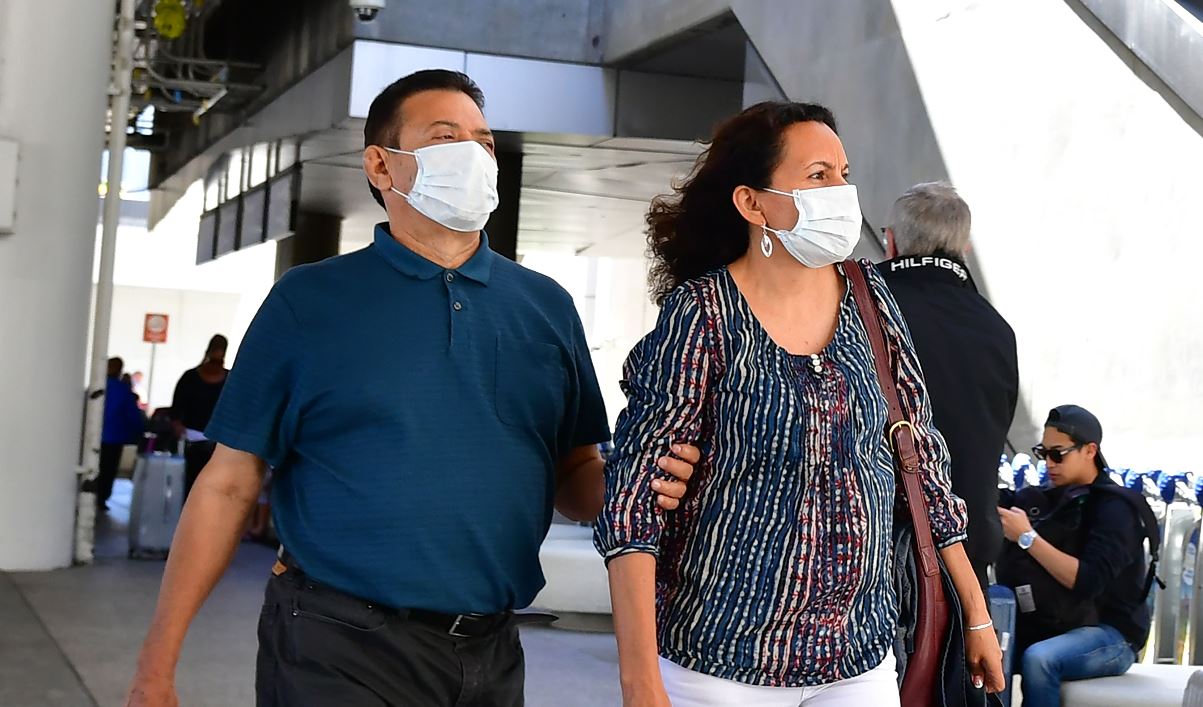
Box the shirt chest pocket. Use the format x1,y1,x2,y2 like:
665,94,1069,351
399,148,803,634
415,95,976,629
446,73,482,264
494,338,569,438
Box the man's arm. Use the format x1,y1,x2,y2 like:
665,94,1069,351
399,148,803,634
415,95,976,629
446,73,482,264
999,505,1081,589
1027,535,1081,590
126,444,266,706
555,444,700,522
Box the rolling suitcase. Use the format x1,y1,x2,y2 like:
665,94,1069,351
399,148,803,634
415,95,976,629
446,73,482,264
128,453,185,559
988,584,1018,707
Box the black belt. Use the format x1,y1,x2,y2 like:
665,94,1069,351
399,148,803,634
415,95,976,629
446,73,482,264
275,548,519,639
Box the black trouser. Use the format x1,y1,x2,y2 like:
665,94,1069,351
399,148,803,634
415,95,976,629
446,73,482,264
182,440,216,499
256,568,525,707
96,443,124,504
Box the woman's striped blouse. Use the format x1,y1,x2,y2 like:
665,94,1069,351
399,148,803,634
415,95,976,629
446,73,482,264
594,261,968,687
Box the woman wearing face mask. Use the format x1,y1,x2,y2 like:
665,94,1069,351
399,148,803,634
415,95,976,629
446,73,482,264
595,102,1004,706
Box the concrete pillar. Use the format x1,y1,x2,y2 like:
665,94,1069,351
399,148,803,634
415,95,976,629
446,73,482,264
485,150,522,261
274,211,342,279
0,1,114,569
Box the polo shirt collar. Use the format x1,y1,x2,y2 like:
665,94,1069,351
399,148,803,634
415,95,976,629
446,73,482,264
372,223,495,285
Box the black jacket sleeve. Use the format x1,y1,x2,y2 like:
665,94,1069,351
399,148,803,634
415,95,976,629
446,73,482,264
1071,495,1142,600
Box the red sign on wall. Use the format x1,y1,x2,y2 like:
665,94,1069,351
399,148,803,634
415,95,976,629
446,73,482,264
143,313,169,344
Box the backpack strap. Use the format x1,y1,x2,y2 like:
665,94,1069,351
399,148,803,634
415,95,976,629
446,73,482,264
1090,484,1165,597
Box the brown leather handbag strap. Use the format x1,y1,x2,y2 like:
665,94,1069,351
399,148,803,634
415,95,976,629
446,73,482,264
843,260,940,579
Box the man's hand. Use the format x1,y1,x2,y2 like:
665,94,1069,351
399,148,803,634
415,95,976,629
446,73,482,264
125,673,179,707
997,506,1033,543
651,443,701,510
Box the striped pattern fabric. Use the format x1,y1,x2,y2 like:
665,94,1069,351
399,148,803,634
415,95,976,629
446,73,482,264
594,261,968,687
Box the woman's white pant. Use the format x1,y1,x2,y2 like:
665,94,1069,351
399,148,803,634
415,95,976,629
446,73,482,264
660,650,900,707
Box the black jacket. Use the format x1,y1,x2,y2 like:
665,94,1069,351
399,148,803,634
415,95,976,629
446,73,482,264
880,254,1019,580
1071,475,1154,648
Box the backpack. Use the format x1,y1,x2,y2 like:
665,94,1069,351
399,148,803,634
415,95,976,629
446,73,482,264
995,481,1161,647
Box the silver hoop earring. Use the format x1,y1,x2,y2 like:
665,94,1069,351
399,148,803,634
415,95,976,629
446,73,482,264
760,225,774,258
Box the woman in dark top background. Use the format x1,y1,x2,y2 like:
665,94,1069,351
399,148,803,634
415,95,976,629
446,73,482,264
171,334,228,497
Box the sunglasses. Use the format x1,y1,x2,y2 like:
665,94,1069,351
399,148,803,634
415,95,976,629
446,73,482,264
1032,444,1084,463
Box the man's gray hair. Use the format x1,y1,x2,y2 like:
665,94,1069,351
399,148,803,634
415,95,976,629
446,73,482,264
887,182,971,256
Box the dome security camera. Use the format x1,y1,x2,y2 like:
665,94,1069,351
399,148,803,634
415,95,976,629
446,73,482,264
350,0,385,22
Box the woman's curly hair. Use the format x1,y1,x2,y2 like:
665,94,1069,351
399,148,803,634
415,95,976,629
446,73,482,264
646,101,838,304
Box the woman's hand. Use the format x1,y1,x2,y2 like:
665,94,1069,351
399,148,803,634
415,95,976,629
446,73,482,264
965,624,1006,693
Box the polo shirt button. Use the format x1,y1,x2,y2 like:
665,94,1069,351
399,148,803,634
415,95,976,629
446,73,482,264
453,301,463,311
445,272,455,283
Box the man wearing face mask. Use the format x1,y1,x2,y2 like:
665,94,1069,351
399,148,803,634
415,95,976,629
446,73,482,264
125,70,700,707
879,182,1019,592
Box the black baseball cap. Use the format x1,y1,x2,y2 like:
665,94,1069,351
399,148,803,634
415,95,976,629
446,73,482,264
1045,405,1109,471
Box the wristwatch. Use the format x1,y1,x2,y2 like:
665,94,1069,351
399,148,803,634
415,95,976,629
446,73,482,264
1018,530,1038,551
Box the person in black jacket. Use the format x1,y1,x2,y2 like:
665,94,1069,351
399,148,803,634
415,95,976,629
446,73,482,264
170,334,228,497
879,182,1019,590
998,406,1149,707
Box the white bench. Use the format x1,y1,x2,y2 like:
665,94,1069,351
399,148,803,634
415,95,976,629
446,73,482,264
1059,664,1199,706
532,523,611,616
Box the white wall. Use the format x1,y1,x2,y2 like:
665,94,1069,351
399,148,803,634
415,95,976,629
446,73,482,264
0,0,113,570
520,253,658,428
891,0,1203,469
106,286,241,411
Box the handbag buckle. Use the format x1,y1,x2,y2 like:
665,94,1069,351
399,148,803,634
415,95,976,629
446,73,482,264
887,420,914,453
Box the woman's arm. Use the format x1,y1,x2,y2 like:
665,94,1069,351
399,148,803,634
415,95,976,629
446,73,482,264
941,543,991,627
867,265,969,549
594,284,713,705
867,265,1004,691
942,543,1006,692
608,554,670,705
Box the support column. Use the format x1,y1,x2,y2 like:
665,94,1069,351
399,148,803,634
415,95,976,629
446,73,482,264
485,150,522,261
0,1,114,569
274,211,342,279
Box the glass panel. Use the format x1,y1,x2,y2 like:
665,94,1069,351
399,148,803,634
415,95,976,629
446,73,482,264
225,148,242,200
277,140,298,172
249,143,270,188
204,175,221,211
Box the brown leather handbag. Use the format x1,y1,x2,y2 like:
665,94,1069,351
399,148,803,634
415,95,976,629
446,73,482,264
845,261,950,707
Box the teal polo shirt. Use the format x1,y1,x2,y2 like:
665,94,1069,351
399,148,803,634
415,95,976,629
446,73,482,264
206,224,611,613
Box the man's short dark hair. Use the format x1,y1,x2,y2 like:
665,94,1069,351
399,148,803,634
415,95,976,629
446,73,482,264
363,70,486,209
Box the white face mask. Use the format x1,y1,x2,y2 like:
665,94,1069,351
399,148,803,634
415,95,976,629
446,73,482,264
384,141,499,232
761,184,863,268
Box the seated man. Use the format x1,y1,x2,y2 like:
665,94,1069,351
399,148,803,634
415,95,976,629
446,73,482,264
998,405,1154,707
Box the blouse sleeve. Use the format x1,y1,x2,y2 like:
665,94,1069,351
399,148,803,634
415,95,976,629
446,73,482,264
593,284,712,562
866,263,969,548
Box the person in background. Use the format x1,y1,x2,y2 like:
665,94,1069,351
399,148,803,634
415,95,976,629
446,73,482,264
170,334,228,497
97,357,143,511
998,405,1151,707
879,182,1019,591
